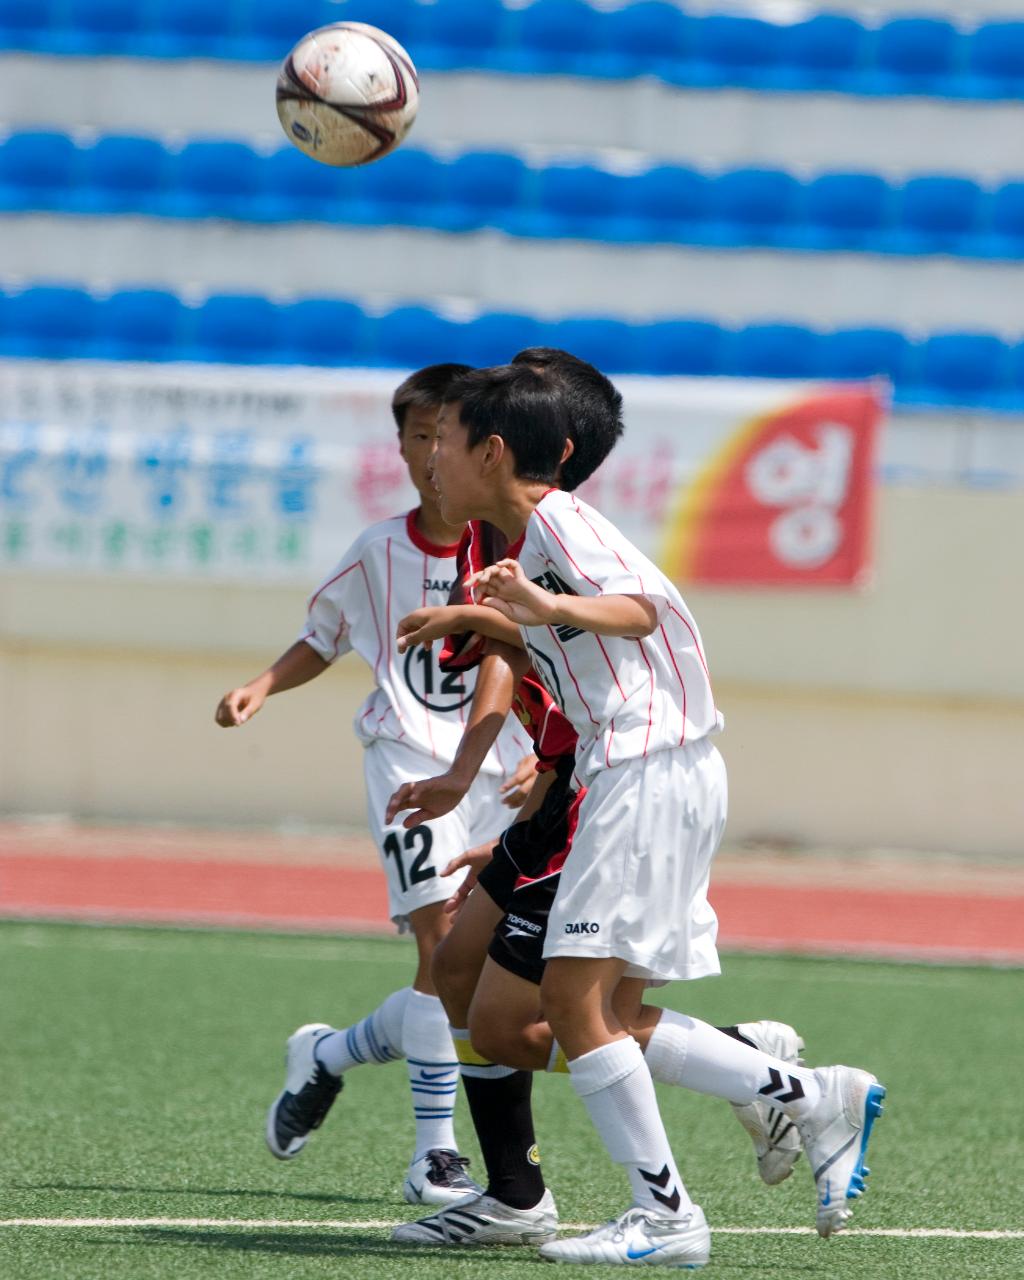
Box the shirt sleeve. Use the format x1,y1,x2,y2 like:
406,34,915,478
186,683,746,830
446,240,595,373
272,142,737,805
533,497,670,621
297,554,359,663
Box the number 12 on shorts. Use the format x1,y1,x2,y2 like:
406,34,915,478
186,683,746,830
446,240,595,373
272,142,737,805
383,825,436,893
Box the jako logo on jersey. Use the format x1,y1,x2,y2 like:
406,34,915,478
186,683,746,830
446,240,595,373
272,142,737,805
564,922,600,935
423,578,454,593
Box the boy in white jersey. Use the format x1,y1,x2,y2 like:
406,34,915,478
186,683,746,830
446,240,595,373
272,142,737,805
428,365,886,1268
214,364,532,1205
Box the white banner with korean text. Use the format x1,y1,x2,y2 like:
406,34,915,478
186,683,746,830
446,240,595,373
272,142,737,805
0,360,890,587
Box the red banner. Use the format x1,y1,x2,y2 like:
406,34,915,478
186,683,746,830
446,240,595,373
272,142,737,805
660,385,885,586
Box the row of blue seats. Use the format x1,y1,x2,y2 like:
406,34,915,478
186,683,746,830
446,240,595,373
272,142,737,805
5,0,1024,100
4,133,1024,260
1,285,1023,409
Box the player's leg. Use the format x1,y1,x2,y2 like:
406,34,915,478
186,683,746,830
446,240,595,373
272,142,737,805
266,741,478,1203
539,953,711,1268
393,837,561,1246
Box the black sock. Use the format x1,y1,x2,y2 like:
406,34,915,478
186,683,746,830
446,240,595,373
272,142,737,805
460,1070,546,1210
718,1024,759,1050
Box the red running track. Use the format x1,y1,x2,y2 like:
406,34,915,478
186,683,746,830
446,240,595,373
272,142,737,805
2,852,1022,964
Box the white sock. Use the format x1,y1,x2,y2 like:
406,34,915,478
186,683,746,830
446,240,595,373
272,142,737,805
569,1037,693,1220
645,1009,821,1118
315,987,410,1075
403,989,460,1160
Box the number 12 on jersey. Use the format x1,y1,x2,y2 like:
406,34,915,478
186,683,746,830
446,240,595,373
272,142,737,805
383,825,435,893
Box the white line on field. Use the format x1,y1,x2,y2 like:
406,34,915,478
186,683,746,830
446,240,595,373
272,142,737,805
0,1218,1020,1239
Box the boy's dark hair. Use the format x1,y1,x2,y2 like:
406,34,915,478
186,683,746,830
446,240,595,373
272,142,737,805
446,364,569,485
391,362,473,433
510,347,624,491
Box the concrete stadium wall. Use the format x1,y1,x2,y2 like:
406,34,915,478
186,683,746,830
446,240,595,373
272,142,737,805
2,483,1022,857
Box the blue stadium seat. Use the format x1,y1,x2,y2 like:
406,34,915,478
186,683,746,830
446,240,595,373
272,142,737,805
899,177,982,249
359,150,445,225
76,135,169,215
0,132,77,212
534,165,631,238
95,290,187,360
627,166,711,236
371,306,467,367
258,146,347,221
441,152,530,232
167,141,263,220
460,312,543,366
147,0,236,58
1,287,99,358
787,15,866,83
192,295,284,363
332,0,425,54
279,298,367,366
598,3,690,79
804,173,891,246
514,0,604,75
709,169,801,243
63,0,142,53
539,318,639,373
819,329,910,381
919,333,1010,400
731,324,822,379
686,15,787,88
0,0,58,49
874,19,958,88
969,22,1024,87
990,182,1024,247
641,320,727,376
415,0,508,71
235,0,337,62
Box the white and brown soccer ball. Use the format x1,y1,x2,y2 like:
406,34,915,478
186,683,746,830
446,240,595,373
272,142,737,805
276,22,419,167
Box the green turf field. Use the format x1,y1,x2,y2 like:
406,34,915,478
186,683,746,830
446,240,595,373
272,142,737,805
1,920,1020,1279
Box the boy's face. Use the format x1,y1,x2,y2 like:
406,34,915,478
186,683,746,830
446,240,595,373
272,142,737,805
431,400,489,525
398,404,444,504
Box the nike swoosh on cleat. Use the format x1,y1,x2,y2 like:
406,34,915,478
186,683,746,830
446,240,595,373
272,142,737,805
626,1245,664,1259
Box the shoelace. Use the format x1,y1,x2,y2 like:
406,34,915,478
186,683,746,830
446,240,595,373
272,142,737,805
427,1150,472,1180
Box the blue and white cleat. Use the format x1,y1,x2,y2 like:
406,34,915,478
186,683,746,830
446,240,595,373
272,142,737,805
265,1022,342,1160
797,1065,886,1237
538,1205,710,1268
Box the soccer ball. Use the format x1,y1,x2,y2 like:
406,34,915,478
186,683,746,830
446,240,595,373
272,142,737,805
276,22,419,168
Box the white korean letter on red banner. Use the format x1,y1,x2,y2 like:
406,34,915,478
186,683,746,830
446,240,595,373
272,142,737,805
659,385,885,586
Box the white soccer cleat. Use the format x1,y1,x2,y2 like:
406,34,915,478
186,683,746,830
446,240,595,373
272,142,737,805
403,1148,484,1205
392,1188,559,1246
265,1022,343,1160
538,1205,710,1268
729,1020,806,1185
796,1065,886,1237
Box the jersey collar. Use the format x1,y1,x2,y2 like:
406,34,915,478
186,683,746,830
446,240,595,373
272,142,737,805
406,509,462,558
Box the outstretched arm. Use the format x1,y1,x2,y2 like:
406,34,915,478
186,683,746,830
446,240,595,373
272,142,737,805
214,640,328,727
471,560,659,638
396,603,525,654
385,639,531,827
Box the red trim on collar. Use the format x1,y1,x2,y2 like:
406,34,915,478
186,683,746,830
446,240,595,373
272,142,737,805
406,509,462,558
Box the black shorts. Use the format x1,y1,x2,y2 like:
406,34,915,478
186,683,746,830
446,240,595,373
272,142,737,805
477,756,578,987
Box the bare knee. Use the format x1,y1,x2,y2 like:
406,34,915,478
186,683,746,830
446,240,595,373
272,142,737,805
431,931,478,1022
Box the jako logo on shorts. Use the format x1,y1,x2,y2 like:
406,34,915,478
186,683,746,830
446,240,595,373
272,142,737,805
564,922,600,934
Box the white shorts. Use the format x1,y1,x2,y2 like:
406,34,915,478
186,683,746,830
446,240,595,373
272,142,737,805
363,738,513,930
544,738,727,982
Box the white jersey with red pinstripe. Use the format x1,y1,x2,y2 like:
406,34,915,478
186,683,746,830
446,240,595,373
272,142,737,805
300,509,531,776
515,489,722,781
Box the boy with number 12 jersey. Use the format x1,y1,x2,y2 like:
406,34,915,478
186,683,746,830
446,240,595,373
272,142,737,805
215,364,531,1207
